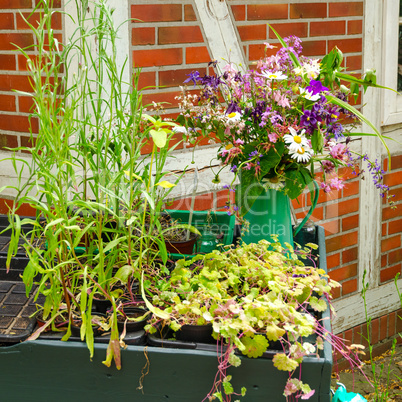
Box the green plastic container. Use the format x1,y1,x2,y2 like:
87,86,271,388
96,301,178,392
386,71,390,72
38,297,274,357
165,210,236,259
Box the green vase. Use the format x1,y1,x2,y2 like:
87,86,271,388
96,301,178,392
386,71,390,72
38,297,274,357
241,188,294,247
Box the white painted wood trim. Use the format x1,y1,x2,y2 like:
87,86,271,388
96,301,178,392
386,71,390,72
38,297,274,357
193,0,247,71
359,0,383,290
332,278,402,334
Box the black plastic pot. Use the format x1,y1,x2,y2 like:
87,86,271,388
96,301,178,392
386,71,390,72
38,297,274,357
165,233,199,255
175,323,214,344
70,313,108,338
116,307,148,332
92,295,112,314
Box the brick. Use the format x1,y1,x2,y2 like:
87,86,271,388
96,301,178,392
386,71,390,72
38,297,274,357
131,4,182,23
0,94,16,112
18,95,34,113
381,254,387,268
348,19,363,35
0,33,34,51
0,198,36,215
249,43,266,61
0,54,16,71
342,214,359,231
383,204,402,221
268,22,308,39
331,285,341,299
216,190,235,208
158,26,204,45
389,219,402,235
133,48,182,68
35,0,61,7
0,114,38,133
344,328,353,344
342,246,358,264
248,4,288,20
321,219,340,236
326,230,358,253
132,27,155,46
231,5,246,21
346,55,362,71
0,0,31,7
309,188,341,206
389,248,402,265
290,3,327,19
329,263,357,282
301,40,327,57
327,252,340,269
310,21,346,37
384,171,401,187
397,309,402,334
136,71,156,91
371,340,394,359
141,91,182,109
159,68,206,88
389,154,402,170
329,2,364,17
382,223,387,236
186,46,211,64
184,4,197,21
328,38,362,54
342,180,359,197
0,13,14,29
371,317,380,344
310,205,324,221
380,315,388,341
292,194,307,210
0,133,18,150
238,25,267,42
381,235,401,252
326,197,359,219
380,264,402,283
17,12,62,30
389,312,396,337
342,278,357,295
389,187,402,203
359,324,369,348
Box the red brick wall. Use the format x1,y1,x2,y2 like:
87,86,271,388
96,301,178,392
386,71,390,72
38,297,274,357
0,1,400,351
0,0,62,150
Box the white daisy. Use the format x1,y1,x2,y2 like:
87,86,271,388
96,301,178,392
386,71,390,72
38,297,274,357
289,145,312,163
260,70,287,81
262,176,285,191
283,127,308,153
299,87,320,102
226,111,242,124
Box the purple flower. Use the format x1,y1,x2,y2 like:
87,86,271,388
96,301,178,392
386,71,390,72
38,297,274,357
230,165,237,173
249,150,259,158
300,109,318,130
306,80,329,95
184,71,201,87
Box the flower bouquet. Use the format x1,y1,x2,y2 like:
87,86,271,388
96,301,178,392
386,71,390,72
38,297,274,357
176,26,393,216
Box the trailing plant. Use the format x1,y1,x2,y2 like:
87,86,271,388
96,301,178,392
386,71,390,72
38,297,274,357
145,238,364,401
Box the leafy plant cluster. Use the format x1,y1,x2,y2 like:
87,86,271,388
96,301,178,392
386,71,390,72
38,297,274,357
144,239,351,400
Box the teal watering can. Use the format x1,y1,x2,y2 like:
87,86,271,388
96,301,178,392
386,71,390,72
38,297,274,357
332,383,367,402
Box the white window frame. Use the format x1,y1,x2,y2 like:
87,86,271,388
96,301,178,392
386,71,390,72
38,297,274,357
382,0,402,126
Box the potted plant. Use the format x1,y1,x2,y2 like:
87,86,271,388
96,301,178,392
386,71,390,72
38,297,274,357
1,0,187,368
175,27,396,246
145,237,363,401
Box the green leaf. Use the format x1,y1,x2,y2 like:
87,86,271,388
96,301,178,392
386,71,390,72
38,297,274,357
141,272,170,320
114,265,134,283
272,353,299,371
150,129,167,148
223,376,234,395
22,260,36,297
241,335,269,358
311,128,324,154
309,296,327,312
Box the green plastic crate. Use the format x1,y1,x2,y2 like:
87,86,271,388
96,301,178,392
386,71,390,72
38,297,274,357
165,209,236,259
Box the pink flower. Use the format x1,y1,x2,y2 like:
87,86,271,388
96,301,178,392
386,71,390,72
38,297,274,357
329,143,348,160
268,132,278,143
273,91,291,108
329,177,345,190
322,160,335,174
234,138,244,145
